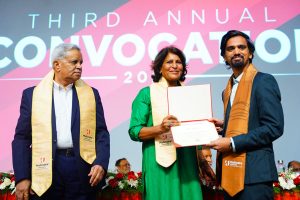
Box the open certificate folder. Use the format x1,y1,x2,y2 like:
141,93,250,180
168,84,219,147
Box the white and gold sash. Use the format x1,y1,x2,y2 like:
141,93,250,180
150,77,178,167
31,70,96,196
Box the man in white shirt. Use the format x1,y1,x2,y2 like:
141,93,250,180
12,43,110,200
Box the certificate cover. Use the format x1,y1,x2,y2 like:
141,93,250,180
167,84,218,147
168,84,212,122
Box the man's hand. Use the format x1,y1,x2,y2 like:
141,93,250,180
88,165,105,187
206,137,232,153
15,179,31,200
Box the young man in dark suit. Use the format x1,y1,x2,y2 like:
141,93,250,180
207,30,284,200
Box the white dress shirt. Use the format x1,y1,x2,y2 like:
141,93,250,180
53,81,73,149
230,72,243,106
229,72,243,152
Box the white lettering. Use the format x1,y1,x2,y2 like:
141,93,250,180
0,29,297,69
107,12,120,27
85,13,97,27
49,14,61,29
83,34,113,66
295,29,300,62
71,13,75,28
239,8,254,23
14,36,46,68
143,11,158,26
264,7,276,22
191,10,205,24
168,10,181,25
28,14,40,29
256,30,291,63
216,8,229,24
184,32,212,64
113,34,145,66
0,37,13,68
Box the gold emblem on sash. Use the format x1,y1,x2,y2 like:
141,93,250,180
75,79,96,164
31,70,54,197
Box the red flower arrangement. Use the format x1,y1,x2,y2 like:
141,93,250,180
105,171,143,192
99,171,143,200
273,169,300,199
0,172,15,198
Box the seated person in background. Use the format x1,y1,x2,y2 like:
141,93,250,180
201,146,213,167
197,146,218,188
288,160,300,173
115,158,131,174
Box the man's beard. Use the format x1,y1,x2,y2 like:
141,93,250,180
231,56,245,69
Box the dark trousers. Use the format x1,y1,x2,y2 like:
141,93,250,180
31,151,97,200
224,182,274,200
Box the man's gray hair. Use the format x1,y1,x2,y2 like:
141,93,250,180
51,43,81,64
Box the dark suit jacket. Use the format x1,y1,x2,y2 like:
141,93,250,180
222,72,284,184
12,85,110,191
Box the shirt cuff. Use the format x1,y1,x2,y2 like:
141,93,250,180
230,137,236,152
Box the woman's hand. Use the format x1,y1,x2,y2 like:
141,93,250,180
138,115,180,141
160,115,180,133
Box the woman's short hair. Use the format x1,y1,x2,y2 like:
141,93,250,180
151,46,187,82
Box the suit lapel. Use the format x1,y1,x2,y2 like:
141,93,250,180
71,86,79,129
223,100,231,137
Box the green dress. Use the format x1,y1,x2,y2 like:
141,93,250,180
129,87,203,200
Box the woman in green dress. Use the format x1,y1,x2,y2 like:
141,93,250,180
129,46,203,200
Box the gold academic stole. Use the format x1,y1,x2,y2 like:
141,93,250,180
31,71,96,196
75,79,96,164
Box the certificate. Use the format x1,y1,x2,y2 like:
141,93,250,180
171,121,219,147
168,84,218,147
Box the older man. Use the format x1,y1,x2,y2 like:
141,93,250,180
115,158,131,174
12,43,110,200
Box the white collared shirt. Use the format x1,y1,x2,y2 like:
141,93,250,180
229,72,243,152
230,72,243,106
53,81,73,148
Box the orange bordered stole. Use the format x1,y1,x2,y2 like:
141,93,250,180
221,64,257,197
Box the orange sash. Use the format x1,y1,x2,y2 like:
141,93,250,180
221,64,257,196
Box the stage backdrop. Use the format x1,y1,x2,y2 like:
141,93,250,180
0,0,299,172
